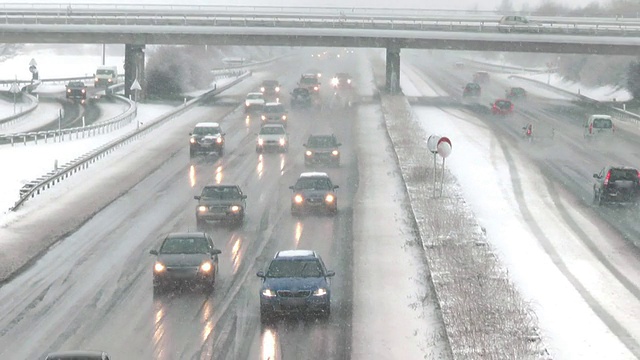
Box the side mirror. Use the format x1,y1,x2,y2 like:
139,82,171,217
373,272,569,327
289,185,294,190
333,185,340,189
211,249,222,256
194,195,201,200
326,270,335,277
256,271,265,278
149,250,158,256
241,194,247,199
593,174,599,179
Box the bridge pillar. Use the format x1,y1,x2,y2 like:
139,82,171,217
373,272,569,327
124,44,145,100
385,46,401,94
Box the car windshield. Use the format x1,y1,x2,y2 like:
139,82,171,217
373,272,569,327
247,94,263,100
262,81,278,87
308,136,336,147
300,77,318,85
160,237,209,254
593,118,612,128
96,69,114,75
295,177,332,190
68,81,84,87
466,83,479,89
193,126,220,135
511,88,525,94
264,105,285,113
293,88,309,96
266,259,323,278
609,169,639,181
260,126,285,135
201,186,240,199
496,100,511,109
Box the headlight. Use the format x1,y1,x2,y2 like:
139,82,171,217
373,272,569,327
317,73,322,78
331,150,339,156
258,138,264,145
294,194,304,203
108,78,112,82
305,150,313,156
67,89,71,93
260,87,265,92
82,89,86,93
245,100,250,107
230,205,241,212
197,205,208,212
279,138,286,146
313,288,327,296
347,79,351,84
200,262,212,272
313,86,319,91
261,115,266,121
216,137,223,144
94,77,99,82
190,137,196,144
325,194,335,203
275,86,280,92
281,115,287,120
262,289,277,297
154,262,165,272
331,78,339,86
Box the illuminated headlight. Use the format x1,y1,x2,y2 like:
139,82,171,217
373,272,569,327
200,262,212,272
82,89,86,93
347,79,351,84
197,205,208,213
154,262,165,272
230,205,241,212
275,86,280,92
216,137,223,144
279,138,286,146
305,150,313,156
262,289,276,297
281,115,287,120
260,87,265,92
331,78,339,86
245,100,250,107
190,137,196,144
313,86,319,91
94,77,99,82
331,150,339,156
261,115,266,121
67,89,71,93
258,138,264,145
108,78,112,82
294,194,304,204
325,194,335,203
313,288,327,296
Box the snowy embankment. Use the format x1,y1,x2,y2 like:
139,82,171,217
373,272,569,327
379,94,548,359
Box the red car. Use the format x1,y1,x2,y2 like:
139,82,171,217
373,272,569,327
491,99,513,115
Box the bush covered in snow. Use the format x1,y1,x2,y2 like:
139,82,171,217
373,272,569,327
145,46,215,99
381,95,550,360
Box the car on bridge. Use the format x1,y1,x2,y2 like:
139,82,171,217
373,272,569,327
498,15,543,33
593,166,640,206
463,82,481,97
289,172,339,216
303,134,341,167
189,122,225,157
65,81,87,100
256,124,289,153
261,102,288,127
506,87,527,99
195,185,247,228
490,99,513,115
45,350,111,360
257,249,335,322
245,92,265,112
150,232,222,293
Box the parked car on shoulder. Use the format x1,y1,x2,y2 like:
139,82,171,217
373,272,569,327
593,166,640,206
45,350,111,360
245,92,265,112
150,232,222,293
257,249,335,322
261,102,288,126
195,185,247,228
498,15,542,33
463,82,481,97
189,122,225,157
289,172,339,216
506,87,527,99
584,114,615,139
491,99,513,115
303,134,341,167
256,124,289,153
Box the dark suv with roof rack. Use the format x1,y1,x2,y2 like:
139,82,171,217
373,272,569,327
593,166,640,206
303,134,341,167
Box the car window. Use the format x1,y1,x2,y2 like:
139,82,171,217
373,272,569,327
262,81,278,86
293,88,310,95
202,186,240,199
496,100,511,108
160,237,210,254
308,136,336,147
593,118,612,128
264,105,285,113
260,126,285,135
266,259,323,278
193,126,220,135
247,94,263,100
295,177,332,190
609,169,638,181
300,77,319,85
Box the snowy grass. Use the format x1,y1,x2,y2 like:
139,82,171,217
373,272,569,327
381,95,550,360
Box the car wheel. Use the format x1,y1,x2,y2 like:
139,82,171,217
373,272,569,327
596,192,604,206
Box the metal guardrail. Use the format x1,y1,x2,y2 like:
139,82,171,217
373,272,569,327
0,91,38,126
11,71,252,211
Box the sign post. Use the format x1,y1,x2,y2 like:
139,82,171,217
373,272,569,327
130,78,142,129
427,135,441,198
436,137,452,197
9,80,20,114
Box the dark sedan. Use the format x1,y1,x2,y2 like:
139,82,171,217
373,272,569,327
150,232,222,293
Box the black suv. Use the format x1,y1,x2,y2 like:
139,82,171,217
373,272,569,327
291,87,312,108
189,122,225,157
593,166,640,205
260,80,281,97
304,134,341,167
289,172,339,216
195,185,247,228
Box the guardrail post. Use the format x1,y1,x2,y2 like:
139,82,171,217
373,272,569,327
34,134,38,144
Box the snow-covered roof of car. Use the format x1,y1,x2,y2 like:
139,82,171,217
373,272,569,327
275,249,316,258
261,124,285,128
264,102,282,106
590,114,612,119
195,122,220,128
299,172,329,178
246,92,264,97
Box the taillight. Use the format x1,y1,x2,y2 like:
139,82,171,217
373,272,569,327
604,171,611,186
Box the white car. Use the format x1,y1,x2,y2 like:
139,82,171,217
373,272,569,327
245,92,265,112
497,15,542,33
256,124,288,153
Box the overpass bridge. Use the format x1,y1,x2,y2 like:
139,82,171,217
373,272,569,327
3,3,639,95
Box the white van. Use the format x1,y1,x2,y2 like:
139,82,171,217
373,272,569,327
584,114,615,138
